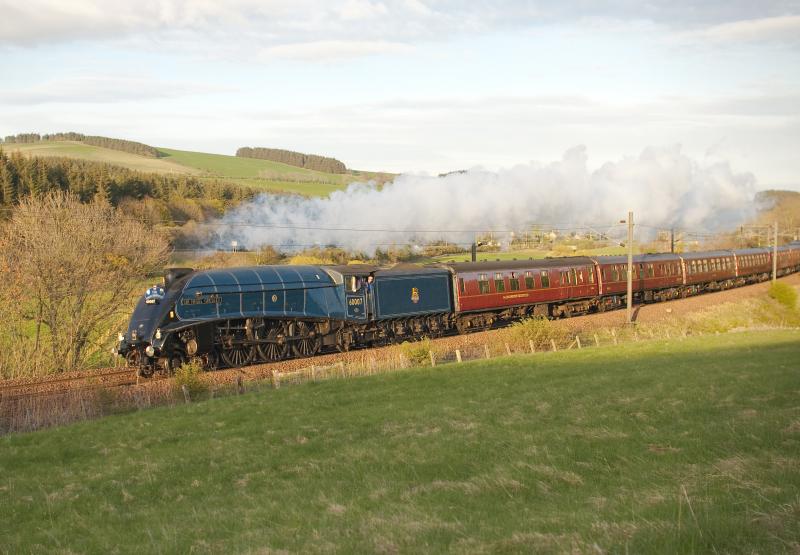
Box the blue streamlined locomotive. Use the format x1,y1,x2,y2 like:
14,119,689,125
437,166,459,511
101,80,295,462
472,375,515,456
116,264,453,376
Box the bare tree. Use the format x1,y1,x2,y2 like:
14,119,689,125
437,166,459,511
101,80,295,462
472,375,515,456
0,192,169,374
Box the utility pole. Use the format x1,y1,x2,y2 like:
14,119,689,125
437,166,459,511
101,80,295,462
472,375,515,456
670,228,674,254
773,221,778,283
627,211,634,324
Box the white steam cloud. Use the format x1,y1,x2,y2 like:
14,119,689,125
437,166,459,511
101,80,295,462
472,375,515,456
214,145,757,253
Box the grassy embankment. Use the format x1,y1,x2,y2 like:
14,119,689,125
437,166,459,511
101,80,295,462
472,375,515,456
2,330,799,553
2,142,389,196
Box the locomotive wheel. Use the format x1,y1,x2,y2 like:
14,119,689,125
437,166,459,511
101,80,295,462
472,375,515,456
291,321,321,357
257,325,289,362
221,344,255,368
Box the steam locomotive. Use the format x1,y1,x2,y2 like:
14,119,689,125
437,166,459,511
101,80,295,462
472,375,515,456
115,244,800,376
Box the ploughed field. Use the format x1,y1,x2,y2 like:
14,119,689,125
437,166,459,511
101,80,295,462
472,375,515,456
1,330,799,553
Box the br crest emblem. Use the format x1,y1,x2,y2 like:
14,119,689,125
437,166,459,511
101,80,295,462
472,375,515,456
410,287,420,304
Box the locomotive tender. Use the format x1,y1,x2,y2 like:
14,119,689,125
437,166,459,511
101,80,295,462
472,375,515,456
116,244,800,376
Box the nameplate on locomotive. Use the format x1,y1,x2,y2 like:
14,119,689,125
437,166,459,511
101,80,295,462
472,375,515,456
180,294,222,305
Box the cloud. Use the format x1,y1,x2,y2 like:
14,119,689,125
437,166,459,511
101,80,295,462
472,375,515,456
5,1,795,55
0,76,225,105
677,14,800,44
258,39,413,61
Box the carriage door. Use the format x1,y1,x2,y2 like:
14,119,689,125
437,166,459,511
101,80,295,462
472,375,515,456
344,275,367,320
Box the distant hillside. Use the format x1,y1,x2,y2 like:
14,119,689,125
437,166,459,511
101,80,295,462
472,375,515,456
2,132,160,158
236,146,346,174
1,140,394,197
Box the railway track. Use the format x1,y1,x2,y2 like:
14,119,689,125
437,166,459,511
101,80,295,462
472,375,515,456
0,368,145,401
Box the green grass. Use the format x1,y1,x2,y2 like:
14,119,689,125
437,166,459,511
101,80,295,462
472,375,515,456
2,330,799,553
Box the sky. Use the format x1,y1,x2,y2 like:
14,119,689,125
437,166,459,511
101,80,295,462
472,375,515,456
1,1,799,190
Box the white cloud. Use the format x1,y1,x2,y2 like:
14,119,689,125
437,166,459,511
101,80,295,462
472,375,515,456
675,14,800,44
258,39,413,61
0,76,226,105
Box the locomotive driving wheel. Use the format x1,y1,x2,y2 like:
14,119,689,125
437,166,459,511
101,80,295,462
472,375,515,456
219,334,255,368
257,323,289,362
291,321,321,357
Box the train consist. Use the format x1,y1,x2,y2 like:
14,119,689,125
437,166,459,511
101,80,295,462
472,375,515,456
116,244,800,376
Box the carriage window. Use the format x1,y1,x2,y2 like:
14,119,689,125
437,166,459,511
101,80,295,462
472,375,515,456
578,269,585,284
702,260,708,273
690,260,696,274
510,278,520,291
494,273,505,292
588,268,595,284
638,264,644,279
541,270,550,288
602,269,608,281
458,278,465,294
478,274,490,294
525,271,534,289
570,269,577,285
647,264,654,278
611,267,619,281
561,271,568,285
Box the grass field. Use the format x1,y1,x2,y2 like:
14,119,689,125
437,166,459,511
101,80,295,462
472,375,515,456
2,142,386,196
2,330,799,553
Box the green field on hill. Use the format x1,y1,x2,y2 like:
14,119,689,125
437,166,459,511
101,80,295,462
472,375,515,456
2,330,799,553
2,141,387,196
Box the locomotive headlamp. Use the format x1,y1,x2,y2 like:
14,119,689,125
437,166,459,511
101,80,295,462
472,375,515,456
155,328,162,340
145,345,155,357
117,332,125,342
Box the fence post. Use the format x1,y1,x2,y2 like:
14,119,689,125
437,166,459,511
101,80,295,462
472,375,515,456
455,349,462,363
236,375,244,395
369,357,377,375
611,328,618,345
551,339,557,352
505,343,511,356
484,344,490,359
271,372,280,389
311,365,317,382
181,384,191,403
429,351,436,367
529,340,535,354
594,333,599,347
576,336,582,349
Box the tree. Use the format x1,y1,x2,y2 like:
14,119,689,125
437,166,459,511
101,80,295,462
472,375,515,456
0,192,170,373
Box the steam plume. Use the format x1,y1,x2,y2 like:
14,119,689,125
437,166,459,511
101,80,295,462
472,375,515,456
214,145,757,253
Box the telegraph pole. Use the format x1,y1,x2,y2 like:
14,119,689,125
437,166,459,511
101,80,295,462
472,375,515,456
772,221,778,283
670,228,675,253
627,211,634,324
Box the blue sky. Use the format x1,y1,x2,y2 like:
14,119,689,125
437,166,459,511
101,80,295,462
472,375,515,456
1,1,799,189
